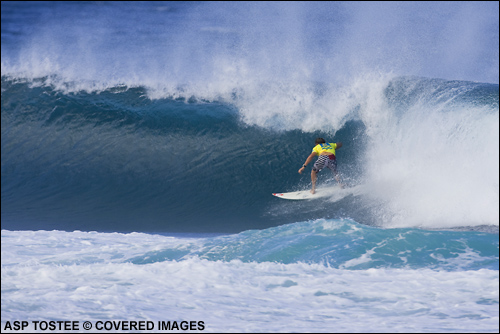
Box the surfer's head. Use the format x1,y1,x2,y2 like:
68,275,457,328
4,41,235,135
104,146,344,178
315,138,326,145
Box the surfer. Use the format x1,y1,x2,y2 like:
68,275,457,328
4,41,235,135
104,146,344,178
298,138,344,194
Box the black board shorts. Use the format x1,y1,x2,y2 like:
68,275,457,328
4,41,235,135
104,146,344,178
312,155,337,173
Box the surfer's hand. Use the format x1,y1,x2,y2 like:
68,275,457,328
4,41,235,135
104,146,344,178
298,167,304,174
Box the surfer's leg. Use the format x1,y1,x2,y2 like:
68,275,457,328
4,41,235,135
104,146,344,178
311,170,317,194
328,159,345,188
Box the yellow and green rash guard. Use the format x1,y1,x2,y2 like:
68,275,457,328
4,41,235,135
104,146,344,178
312,143,337,156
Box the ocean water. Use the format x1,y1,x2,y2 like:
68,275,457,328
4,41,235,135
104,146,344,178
1,2,499,333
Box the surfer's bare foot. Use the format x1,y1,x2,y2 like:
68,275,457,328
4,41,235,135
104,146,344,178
310,189,316,194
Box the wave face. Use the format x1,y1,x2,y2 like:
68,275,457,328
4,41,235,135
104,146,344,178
2,76,498,233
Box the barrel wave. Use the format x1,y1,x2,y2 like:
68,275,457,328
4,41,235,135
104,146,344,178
1,75,498,233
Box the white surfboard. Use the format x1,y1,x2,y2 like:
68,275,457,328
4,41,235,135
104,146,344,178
272,185,342,200
272,184,365,201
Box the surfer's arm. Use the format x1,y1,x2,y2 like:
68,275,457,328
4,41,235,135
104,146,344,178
298,152,317,174
336,142,342,149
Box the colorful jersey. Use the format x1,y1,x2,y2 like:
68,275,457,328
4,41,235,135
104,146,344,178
312,143,337,156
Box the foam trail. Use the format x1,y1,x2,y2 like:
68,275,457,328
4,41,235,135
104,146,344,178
1,227,499,332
